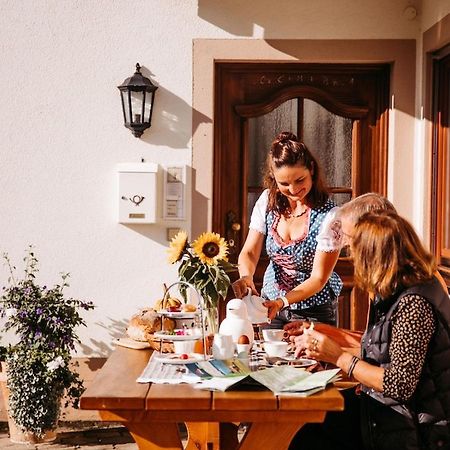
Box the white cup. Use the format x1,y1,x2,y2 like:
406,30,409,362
212,334,235,360
173,340,196,355
262,329,286,342
264,341,288,357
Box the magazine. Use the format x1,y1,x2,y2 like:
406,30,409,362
137,353,340,396
186,359,340,395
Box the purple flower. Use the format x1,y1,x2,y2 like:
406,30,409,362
19,311,27,319
35,331,42,339
24,287,32,295
36,308,43,315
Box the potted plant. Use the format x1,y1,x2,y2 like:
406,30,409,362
0,246,94,443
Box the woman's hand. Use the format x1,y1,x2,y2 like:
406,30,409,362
262,299,283,320
283,320,312,338
232,276,258,299
293,329,343,364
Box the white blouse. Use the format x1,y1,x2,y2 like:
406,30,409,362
249,190,342,252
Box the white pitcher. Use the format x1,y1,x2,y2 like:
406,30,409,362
242,288,268,324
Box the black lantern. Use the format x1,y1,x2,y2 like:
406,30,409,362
118,63,158,138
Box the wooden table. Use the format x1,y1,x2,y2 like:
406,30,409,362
80,346,344,450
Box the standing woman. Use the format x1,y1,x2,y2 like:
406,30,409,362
291,212,450,450
232,132,342,326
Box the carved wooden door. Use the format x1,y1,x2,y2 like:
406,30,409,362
213,63,389,331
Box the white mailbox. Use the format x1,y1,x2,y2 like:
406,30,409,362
117,163,158,224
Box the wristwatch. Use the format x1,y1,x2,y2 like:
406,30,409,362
280,296,290,308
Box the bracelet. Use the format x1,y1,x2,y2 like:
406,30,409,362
347,355,360,378
280,296,290,308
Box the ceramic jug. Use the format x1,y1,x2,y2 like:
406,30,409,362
242,288,268,324
212,333,235,360
218,298,254,346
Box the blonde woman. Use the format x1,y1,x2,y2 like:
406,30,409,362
290,212,450,450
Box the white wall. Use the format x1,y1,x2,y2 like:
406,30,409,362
0,0,434,355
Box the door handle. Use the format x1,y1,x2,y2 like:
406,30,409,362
225,210,241,257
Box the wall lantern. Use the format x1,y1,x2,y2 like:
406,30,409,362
118,63,158,138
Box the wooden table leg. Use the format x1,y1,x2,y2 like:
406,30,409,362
126,422,183,450
185,422,209,450
237,422,303,450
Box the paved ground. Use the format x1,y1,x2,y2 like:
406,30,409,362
0,422,150,449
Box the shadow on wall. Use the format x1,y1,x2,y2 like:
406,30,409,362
197,0,353,37
190,168,209,239
137,67,212,149
78,317,129,356
198,0,274,36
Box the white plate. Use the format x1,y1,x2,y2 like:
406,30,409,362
266,356,317,368
153,330,203,341
153,353,203,364
282,357,317,367
157,310,198,319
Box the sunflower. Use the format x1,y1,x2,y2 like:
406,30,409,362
191,232,228,265
167,230,188,264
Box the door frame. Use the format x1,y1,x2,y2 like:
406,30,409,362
192,39,416,329
212,62,389,330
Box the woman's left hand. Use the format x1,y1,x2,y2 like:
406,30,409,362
293,329,343,364
262,299,281,320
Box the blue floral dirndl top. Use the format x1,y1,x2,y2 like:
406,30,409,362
261,198,343,311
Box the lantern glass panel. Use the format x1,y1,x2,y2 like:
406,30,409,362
144,94,153,123
121,91,131,124
131,91,144,124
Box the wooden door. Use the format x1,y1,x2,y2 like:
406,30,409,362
213,63,389,331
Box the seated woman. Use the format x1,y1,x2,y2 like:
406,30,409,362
290,211,450,450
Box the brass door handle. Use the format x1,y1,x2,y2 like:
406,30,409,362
231,222,241,232
226,211,241,255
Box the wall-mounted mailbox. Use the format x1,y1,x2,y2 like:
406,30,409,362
117,163,158,224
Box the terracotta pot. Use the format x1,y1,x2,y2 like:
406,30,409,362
0,362,57,444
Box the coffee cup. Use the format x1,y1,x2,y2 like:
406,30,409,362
264,341,288,357
262,329,286,342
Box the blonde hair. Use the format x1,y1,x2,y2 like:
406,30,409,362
338,193,396,225
351,212,436,298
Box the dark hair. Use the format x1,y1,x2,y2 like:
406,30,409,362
263,131,328,214
351,211,436,298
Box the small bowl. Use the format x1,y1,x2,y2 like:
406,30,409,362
264,341,288,357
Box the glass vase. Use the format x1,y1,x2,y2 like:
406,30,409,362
203,306,219,336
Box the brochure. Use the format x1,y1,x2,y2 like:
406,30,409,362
137,353,340,396
186,359,340,395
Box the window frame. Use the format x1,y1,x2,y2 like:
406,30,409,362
431,47,450,284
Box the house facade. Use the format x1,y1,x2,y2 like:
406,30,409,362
0,0,449,355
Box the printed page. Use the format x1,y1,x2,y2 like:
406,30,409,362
278,368,341,393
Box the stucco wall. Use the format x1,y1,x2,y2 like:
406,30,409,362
0,0,437,355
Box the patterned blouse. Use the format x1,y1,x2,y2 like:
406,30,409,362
249,190,343,310
383,294,436,402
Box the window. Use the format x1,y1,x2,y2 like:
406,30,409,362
432,49,450,283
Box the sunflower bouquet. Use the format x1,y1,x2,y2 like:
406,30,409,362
167,231,236,312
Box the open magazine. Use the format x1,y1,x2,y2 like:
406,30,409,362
185,359,340,396
137,353,340,396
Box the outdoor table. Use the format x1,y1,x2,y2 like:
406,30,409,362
80,346,344,450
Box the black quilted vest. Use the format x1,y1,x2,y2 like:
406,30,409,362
360,277,450,450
